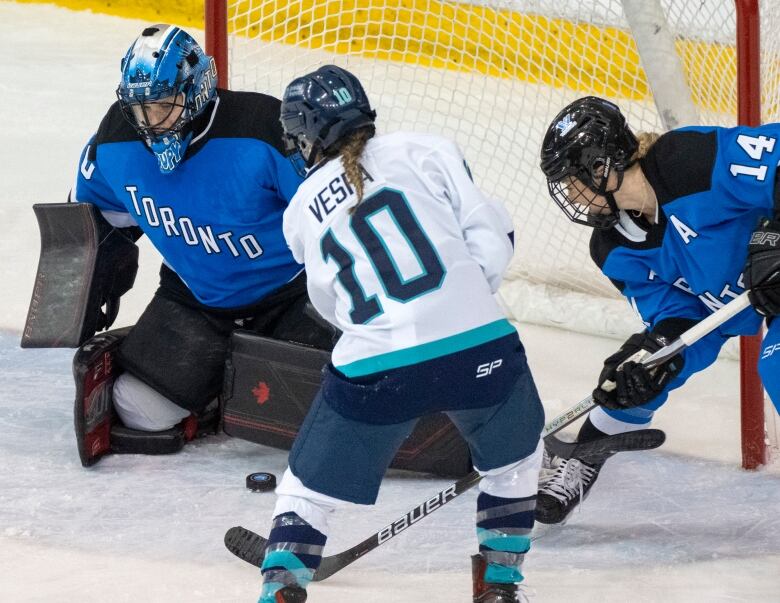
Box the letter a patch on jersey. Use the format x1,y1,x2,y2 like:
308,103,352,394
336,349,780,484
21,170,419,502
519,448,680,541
669,214,698,244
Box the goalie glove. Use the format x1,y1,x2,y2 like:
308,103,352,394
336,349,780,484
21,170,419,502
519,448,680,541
743,216,780,317
593,318,693,410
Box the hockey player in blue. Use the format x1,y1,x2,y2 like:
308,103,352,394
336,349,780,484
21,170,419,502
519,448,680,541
68,25,333,457
537,96,780,524
252,65,544,603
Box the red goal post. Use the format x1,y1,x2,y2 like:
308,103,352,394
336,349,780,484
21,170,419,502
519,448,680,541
205,0,775,469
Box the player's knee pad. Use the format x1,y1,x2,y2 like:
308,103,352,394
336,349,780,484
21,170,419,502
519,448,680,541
478,439,544,500
273,468,345,535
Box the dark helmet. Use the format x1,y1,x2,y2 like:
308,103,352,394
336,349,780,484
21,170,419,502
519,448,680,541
280,65,377,171
540,96,638,229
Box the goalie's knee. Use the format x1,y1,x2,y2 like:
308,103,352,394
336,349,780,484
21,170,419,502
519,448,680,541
477,439,543,499
113,372,191,431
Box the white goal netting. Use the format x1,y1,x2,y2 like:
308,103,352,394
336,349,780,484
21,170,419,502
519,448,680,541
223,0,780,339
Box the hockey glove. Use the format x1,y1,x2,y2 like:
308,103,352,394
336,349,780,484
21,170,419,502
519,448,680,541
593,319,692,410
743,217,780,317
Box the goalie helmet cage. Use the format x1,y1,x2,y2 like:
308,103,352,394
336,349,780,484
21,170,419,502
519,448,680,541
204,0,778,469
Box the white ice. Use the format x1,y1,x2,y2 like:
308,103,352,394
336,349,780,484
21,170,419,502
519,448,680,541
1,3,779,602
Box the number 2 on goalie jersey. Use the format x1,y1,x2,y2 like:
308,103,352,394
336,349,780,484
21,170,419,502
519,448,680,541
321,188,446,324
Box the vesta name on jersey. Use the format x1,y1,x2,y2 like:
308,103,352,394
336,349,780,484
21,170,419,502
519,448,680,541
125,186,264,259
307,165,375,224
377,483,458,544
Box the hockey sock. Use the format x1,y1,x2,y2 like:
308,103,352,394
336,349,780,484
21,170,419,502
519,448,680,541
575,416,609,443
476,492,535,584
259,512,326,602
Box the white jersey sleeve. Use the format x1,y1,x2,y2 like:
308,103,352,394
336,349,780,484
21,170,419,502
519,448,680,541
422,140,514,293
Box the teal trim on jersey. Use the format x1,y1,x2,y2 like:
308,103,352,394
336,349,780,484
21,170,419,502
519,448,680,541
477,528,531,552
336,319,516,377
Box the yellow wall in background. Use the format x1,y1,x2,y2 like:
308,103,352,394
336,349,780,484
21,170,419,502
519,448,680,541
15,0,204,28
18,0,736,111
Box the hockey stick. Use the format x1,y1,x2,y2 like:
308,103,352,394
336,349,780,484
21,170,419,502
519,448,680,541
542,290,751,432
225,291,751,579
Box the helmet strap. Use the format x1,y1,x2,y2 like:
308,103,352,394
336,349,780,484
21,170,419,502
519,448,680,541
605,191,620,216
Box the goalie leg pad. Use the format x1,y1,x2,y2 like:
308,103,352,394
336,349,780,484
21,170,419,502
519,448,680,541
222,331,473,478
73,327,131,467
109,424,187,455
74,328,218,467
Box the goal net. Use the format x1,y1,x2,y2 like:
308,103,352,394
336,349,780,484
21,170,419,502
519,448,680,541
208,0,780,465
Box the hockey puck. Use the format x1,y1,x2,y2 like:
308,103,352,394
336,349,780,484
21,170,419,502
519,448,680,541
246,472,277,492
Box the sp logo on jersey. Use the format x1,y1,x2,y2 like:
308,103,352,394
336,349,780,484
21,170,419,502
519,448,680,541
476,359,503,378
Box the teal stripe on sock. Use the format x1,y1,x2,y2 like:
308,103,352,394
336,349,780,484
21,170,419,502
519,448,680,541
261,550,308,573
259,581,285,603
485,563,525,584
260,550,315,598
477,528,531,553
336,319,516,377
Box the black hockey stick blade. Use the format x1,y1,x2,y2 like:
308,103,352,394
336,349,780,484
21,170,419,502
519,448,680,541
544,428,666,465
225,470,482,581
224,525,268,568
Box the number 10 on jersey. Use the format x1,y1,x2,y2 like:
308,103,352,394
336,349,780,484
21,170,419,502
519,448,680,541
320,189,446,324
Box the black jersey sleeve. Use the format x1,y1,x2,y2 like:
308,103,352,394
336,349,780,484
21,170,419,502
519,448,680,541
639,130,717,206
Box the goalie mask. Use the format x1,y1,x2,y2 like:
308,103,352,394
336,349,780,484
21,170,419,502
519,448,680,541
540,96,638,229
280,65,376,175
117,25,218,174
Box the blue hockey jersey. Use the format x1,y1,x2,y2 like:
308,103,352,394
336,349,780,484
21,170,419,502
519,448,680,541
72,89,304,309
592,125,780,397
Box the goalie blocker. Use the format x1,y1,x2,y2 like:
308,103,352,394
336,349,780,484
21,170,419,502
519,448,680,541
222,331,473,478
22,203,139,348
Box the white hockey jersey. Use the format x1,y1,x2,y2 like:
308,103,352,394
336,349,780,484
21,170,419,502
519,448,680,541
283,131,515,377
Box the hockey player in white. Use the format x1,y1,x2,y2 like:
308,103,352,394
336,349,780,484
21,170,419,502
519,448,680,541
252,65,545,603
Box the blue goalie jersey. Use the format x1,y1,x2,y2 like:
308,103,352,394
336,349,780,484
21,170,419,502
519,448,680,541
72,89,304,309
591,124,780,399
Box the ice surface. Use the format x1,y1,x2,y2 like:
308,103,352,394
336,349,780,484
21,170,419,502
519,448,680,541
1,3,779,602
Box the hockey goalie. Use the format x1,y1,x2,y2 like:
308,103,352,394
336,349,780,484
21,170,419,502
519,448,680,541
20,24,472,479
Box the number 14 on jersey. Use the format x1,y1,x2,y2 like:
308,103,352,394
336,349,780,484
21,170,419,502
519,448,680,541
729,134,776,181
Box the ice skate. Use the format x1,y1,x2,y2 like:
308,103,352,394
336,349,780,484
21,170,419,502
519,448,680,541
535,456,602,524
274,585,307,602
472,554,530,603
